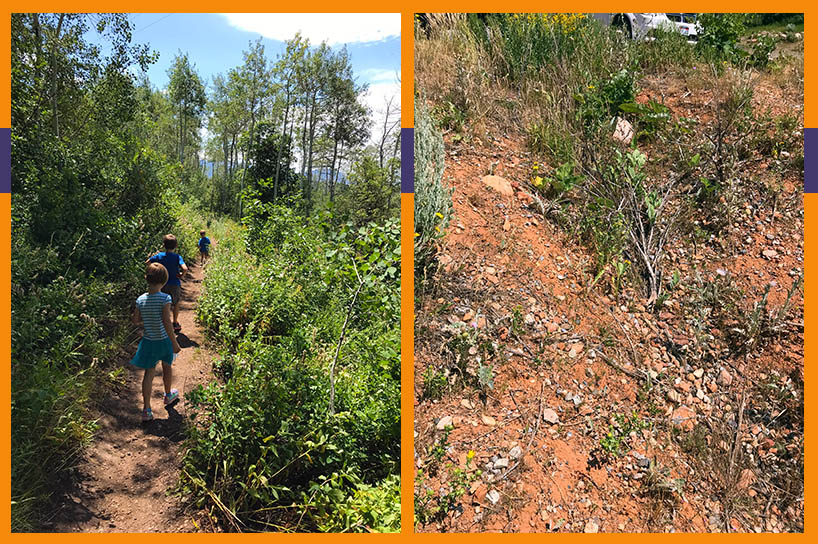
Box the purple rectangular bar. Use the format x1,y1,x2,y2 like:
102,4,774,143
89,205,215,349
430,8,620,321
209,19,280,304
1,128,9,193
401,127,414,193
805,127,814,193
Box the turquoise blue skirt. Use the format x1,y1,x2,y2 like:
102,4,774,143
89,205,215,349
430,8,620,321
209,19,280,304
130,337,176,369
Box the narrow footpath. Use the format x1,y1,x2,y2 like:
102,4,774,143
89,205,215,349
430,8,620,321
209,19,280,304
52,261,215,532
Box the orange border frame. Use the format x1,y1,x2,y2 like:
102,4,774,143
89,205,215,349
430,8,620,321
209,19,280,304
2,3,814,538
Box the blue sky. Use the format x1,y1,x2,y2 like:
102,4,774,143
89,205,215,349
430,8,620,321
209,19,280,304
92,13,401,137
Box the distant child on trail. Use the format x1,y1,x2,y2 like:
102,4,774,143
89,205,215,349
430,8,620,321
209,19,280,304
146,234,187,333
198,230,211,265
130,263,181,421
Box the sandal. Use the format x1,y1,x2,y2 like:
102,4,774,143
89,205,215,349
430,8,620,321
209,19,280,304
142,408,154,422
173,322,182,333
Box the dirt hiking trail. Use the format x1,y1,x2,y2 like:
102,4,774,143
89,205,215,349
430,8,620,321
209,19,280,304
52,261,214,532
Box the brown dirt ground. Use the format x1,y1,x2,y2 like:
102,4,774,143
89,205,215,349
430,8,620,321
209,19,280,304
49,261,215,532
414,71,803,533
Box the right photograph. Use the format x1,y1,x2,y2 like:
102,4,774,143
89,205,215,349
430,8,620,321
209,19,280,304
414,13,804,533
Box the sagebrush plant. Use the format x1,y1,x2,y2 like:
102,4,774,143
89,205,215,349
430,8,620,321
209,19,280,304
414,99,453,274
185,201,400,532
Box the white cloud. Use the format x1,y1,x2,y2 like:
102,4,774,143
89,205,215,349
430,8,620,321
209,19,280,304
360,68,400,84
221,13,400,46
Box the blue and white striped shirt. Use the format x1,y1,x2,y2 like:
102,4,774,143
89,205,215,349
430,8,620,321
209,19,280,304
136,291,172,340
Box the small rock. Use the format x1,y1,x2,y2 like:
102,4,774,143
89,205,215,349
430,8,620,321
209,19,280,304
509,445,523,460
667,390,682,404
670,405,696,431
482,175,514,197
738,468,756,490
717,368,733,387
693,368,704,379
613,117,634,146
461,399,474,410
762,249,778,259
494,457,510,469
436,416,453,430
486,489,501,504
584,519,600,533
481,415,497,426
542,408,560,424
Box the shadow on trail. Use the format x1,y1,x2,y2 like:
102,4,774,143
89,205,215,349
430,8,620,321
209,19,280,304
176,333,198,349
143,403,186,443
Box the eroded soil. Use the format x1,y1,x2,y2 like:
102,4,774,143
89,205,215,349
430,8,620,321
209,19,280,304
414,72,803,533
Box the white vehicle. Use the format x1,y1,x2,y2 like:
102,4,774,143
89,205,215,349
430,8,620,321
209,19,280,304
591,13,675,40
665,13,701,42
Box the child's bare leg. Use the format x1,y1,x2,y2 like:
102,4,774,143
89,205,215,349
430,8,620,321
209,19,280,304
142,367,156,411
161,362,173,395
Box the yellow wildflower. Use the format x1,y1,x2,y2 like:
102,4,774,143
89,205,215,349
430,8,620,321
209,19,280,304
435,212,444,219
533,176,544,187
467,450,476,460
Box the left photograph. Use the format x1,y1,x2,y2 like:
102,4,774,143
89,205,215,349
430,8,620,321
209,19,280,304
10,12,401,532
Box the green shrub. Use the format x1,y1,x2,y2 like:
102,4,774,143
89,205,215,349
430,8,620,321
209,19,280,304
186,204,400,532
697,13,748,61
619,99,672,141
414,99,452,273
576,69,637,130
749,34,778,68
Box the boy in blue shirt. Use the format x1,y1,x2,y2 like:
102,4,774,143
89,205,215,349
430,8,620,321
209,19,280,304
146,234,188,333
198,230,211,265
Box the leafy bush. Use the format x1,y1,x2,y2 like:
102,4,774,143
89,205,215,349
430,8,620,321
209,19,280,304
185,203,400,532
619,99,672,142
697,13,748,60
749,34,778,68
576,69,637,130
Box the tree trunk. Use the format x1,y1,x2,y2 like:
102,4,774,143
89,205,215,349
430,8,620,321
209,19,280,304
49,14,65,139
305,90,318,208
300,104,309,178
287,115,296,195
329,138,339,202
274,85,291,202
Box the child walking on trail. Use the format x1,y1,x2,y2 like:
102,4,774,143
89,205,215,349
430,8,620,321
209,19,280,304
130,263,181,422
146,234,188,333
198,230,211,265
